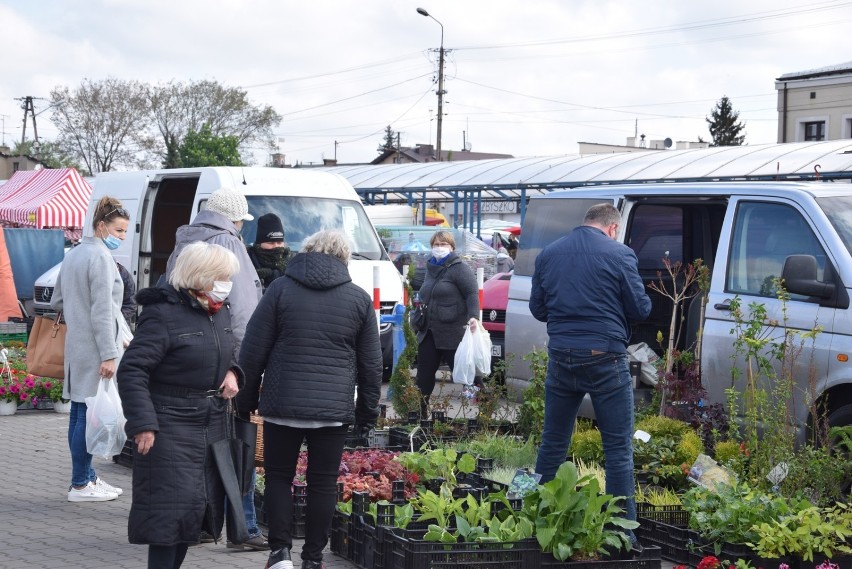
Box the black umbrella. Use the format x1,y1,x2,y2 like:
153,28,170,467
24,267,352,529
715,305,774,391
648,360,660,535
209,404,254,544
232,416,258,495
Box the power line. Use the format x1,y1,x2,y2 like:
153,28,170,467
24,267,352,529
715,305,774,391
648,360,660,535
453,1,852,51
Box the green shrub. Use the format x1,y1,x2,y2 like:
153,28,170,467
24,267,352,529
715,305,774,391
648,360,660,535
453,432,539,470
714,440,743,467
676,430,704,466
570,428,603,464
516,350,547,443
636,415,691,439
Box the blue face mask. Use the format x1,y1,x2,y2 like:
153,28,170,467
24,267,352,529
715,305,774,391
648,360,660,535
102,234,122,250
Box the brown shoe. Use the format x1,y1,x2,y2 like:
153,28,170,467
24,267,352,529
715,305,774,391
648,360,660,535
227,535,270,551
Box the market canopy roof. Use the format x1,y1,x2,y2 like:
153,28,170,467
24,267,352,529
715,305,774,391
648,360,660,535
322,140,852,201
0,168,92,228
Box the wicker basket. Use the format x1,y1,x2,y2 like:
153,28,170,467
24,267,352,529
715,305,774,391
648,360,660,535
251,413,264,467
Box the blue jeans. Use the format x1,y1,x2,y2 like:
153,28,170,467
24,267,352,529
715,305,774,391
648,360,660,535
242,471,261,538
69,401,96,488
535,348,636,525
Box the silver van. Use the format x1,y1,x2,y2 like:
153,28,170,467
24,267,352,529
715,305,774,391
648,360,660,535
505,181,852,441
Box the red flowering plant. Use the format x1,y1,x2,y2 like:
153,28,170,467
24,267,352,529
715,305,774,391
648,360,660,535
0,346,35,404
32,376,66,404
697,556,722,569
292,448,419,502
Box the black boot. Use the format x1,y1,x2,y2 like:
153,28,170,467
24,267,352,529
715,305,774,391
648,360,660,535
301,560,324,569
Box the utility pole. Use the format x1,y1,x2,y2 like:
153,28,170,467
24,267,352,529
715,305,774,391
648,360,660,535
334,140,338,161
417,8,446,162
0,114,8,146
17,96,40,145
396,132,401,163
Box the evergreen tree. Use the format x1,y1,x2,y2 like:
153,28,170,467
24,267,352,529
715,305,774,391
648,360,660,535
380,125,396,151
706,95,746,147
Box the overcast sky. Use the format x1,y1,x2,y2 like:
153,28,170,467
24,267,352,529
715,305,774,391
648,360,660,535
1,0,850,167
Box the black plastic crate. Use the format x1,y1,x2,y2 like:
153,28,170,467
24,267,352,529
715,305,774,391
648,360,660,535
540,545,662,569
385,531,541,569
635,504,690,527
113,438,134,468
331,509,353,561
636,517,695,564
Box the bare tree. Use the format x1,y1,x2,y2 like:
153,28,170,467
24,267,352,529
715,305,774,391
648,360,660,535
149,80,282,168
49,77,151,175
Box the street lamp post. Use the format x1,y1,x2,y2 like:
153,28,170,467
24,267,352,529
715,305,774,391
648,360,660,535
416,7,445,162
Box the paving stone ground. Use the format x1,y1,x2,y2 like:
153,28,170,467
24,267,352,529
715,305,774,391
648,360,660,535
0,377,677,569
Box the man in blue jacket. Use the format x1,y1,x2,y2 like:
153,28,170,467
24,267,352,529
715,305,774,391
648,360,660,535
529,202,651,542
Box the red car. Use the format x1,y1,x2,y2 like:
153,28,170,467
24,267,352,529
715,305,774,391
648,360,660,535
481,270,512,364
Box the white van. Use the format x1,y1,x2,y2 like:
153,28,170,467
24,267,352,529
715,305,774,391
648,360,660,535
34,167,404,375
505,181,852,442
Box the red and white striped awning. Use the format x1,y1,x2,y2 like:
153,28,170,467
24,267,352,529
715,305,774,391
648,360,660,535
0,168,92,228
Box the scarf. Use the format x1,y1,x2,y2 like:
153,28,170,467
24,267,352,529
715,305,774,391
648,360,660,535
188,289,224,315
252,245,291,272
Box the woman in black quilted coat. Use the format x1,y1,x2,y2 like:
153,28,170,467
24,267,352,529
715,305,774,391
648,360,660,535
416,230,481,416
236,230,382,569
116,242,244,569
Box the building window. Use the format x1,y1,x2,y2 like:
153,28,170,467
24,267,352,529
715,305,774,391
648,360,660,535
12,161,20,172
804,121,826,141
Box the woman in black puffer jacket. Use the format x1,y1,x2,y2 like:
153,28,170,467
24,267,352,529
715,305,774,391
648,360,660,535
416,230,481,416
117,242,244,569
236,230,382,569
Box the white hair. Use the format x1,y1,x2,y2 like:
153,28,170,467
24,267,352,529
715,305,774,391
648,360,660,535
169,242,240,290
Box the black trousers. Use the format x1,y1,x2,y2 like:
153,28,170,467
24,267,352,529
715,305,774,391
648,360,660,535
147,544,188,569
264,422,348,562
416,330,458,399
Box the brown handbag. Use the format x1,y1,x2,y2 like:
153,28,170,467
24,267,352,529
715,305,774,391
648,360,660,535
26,313,66,379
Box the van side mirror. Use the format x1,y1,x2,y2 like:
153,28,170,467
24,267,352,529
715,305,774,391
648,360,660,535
782,255,834,299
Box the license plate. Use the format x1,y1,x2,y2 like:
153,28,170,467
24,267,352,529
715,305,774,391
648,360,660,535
491,344,502,357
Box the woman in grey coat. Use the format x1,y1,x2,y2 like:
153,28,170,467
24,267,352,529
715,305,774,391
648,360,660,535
416,230,480,416
51,196,130,503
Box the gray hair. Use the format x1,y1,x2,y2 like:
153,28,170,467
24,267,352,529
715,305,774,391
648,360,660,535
169,242,240,290
583,203,621,228
302,230,351,264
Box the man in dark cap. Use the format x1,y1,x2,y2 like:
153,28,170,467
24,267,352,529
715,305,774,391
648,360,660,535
247,212,294,292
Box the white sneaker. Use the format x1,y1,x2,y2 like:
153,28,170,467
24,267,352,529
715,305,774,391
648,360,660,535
95,477,123,496
67,481,118,502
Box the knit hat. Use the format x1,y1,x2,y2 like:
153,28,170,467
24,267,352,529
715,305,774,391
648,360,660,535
205,187,254,222
256,213,285,243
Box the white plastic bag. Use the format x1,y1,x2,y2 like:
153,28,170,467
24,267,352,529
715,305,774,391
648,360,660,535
626,342,660,386
473,324,492,377
85,377,127,459
453,328,477,386
454,323,492,385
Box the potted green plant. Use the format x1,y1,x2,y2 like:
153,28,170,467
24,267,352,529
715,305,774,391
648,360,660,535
519,461,637,561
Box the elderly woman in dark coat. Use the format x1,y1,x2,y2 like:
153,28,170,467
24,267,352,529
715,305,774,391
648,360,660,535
116,242,243,569
416,230,480,416
237,229,382,569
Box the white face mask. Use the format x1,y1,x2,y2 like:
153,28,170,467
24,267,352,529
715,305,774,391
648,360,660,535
432,246,451,260
206,280,233,303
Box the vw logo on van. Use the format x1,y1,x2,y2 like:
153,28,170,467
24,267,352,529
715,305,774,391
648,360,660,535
489,310,497,322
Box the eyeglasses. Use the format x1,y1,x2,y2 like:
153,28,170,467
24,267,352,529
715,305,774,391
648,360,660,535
104,207,130,219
